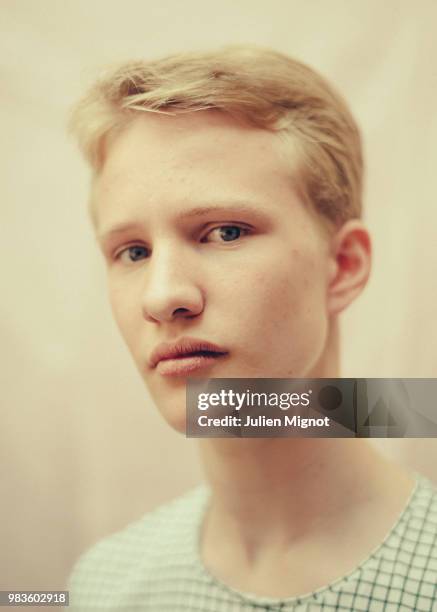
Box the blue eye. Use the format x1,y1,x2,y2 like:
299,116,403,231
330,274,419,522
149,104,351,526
206,225,247,243
119,245,149,263
219,226,241,241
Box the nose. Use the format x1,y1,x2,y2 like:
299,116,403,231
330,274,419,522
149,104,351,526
140,247,204,323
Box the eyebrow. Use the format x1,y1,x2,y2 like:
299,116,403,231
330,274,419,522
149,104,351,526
97,202,272,241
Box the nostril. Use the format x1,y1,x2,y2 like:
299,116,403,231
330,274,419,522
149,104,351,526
172,307,199,319
173,307,190,315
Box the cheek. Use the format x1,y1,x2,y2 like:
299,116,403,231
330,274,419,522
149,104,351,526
252,250,327,320
210,245,327,325
108,281,141,352
240,251,329,368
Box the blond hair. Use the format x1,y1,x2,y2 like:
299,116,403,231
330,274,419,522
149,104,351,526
69,46,363,226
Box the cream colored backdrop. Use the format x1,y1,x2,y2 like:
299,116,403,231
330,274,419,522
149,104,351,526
1,0,436,596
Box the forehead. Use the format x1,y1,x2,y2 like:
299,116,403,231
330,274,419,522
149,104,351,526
92,111,301,231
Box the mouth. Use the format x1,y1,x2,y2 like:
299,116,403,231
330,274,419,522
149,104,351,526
150,337,229,375
155,349,228,376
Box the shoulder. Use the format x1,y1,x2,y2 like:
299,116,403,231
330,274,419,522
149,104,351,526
68,484,208,609
406,475,437,560
327,475,437,611
405,474,437,545
385,474,437,606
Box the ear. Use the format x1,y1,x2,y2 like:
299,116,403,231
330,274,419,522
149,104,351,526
326,220,372,316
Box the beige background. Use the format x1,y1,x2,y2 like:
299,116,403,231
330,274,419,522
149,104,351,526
1,0,436,597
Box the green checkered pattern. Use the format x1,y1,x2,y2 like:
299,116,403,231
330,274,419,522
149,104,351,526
68,473,437,611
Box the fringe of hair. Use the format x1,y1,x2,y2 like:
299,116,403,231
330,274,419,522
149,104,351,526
69,46,363,226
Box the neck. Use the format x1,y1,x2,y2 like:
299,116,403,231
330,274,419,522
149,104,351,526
198,438,386,546
196,320,411,560
308,315,340,378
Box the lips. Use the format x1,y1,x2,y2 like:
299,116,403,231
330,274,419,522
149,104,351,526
149,337,228,369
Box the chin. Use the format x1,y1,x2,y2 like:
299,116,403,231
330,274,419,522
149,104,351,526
162,405,187,435
150,390,187,434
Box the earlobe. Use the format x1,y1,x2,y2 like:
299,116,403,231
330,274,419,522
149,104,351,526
326,220,372,316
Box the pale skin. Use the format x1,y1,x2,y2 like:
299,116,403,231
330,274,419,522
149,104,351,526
93,111,414,598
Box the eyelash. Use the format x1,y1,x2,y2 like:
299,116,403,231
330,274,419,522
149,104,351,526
114,224,251,264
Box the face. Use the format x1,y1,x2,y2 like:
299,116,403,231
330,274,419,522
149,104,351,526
93,112,334,432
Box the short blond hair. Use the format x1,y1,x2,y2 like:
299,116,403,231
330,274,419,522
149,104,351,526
69,46,363,226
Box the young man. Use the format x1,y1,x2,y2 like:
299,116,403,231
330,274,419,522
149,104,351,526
68,47,437,610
